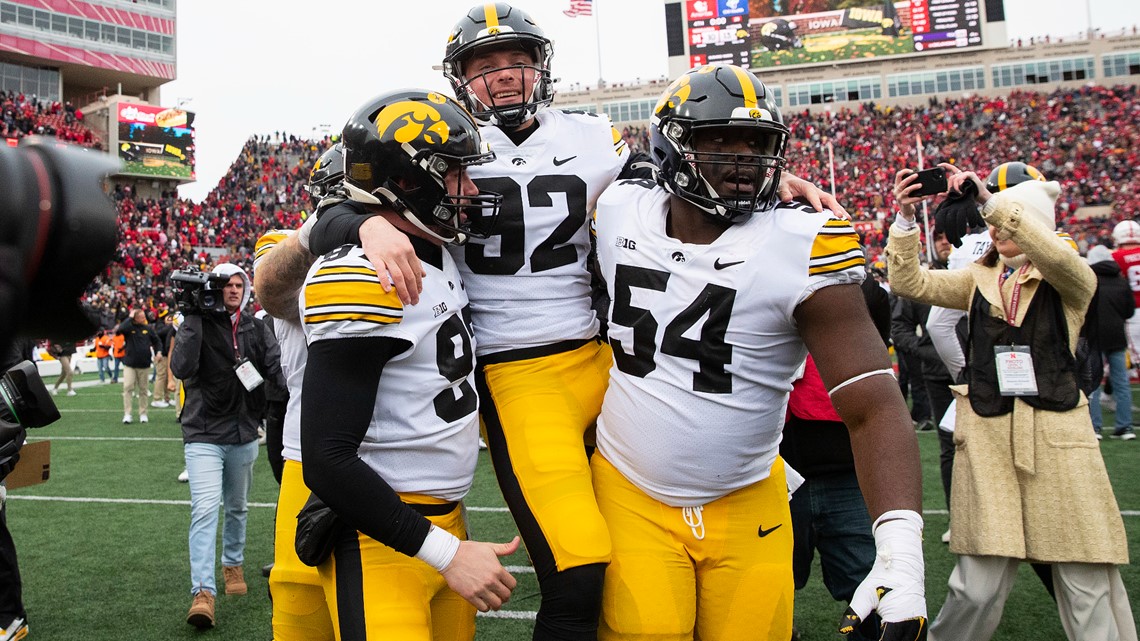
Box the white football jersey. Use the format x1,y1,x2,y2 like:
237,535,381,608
298,243,479,501
253,230,308,463
594,181,865,506
947,230,992,270
451,109,629,356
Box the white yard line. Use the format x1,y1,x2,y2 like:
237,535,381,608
8,495,1139,518
26,436,182,442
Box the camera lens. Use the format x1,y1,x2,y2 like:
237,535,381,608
0,361,60,428
0,140,120,341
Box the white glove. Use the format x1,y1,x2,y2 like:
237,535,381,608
296,212,319,253
840,509,927,640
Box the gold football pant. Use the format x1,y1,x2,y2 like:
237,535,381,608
318,498,474,641
476,339,613,577
271,460,334,641
592,453,794,641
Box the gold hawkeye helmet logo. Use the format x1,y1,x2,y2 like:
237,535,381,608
655,73,692,115
375,100,450,145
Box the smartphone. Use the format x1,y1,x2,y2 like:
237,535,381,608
911,167,947,197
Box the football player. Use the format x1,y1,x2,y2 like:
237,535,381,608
251,142,346,641
298,90,518,640
590,64,927,641
306,6,848,640
1111,217,1140,392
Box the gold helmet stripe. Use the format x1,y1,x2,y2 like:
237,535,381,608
1026,164,1044,181
729,65,758,108
997,163,1010,191
483,3,500,28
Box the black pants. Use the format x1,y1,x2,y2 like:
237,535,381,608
0,500,25,628
924,378,955,508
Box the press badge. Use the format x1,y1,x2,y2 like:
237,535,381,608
234,358,264,391
994,345,1037,396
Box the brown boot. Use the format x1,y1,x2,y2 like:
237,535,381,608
186,590,215,628
223,565,247,595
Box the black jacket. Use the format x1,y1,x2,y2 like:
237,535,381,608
154,323,176,357
170,311,285,445
890,294,954,384
115,319,161,368
1090,259,1135,353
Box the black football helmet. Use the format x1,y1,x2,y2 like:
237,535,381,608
650,64,789,223
985,161,1046,193
341,90,501,245
306,142,344,206
442,3,555,128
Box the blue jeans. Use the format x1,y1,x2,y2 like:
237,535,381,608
184,440,259,596
1088,349,1133,432
790,472,880,640
97,356,112,382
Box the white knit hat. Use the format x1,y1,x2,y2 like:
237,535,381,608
1087,244,1114,265
983,180,1061,231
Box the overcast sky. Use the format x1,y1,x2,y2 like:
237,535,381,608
164,0,1140,202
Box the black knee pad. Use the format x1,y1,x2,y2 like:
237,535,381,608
533,563,606,641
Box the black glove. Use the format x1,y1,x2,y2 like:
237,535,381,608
933,179,984,247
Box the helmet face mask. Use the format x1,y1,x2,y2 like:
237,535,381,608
442,3,555,128
651,65,788,224
674,124,786,218
342,90,502,245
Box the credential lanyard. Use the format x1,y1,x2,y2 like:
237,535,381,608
231,310,241,360
998,264,1030,327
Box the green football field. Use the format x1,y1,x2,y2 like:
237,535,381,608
6,373,1139,640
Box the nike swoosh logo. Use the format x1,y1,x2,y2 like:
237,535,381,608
714,258,745,270
553,156,577,166
758,524,782,538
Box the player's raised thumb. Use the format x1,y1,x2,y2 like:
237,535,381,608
839,584,878,635
493,535,521,557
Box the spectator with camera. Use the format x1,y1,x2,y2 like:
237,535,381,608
887,163,1134,640
169,263,284,629
116,309,162,424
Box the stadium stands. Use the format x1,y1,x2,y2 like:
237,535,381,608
1,90,100,147
80,85,1140,326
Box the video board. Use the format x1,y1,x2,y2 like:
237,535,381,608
113,102,196,181
684,0,985,71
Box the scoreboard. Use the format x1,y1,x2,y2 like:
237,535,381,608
672,0,1000,73
688,0,750,67
911,0,983,51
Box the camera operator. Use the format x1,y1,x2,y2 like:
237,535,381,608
170,263,284,629
116,309,162,424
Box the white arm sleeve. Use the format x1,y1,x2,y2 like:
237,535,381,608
926,305,966,380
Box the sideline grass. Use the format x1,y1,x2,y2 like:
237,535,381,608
6,373,1138,640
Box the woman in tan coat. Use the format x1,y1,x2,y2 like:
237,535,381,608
886,164,1134,641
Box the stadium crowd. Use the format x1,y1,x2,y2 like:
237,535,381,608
0,91,97,146
76,84,1140,327
83,134,328,327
